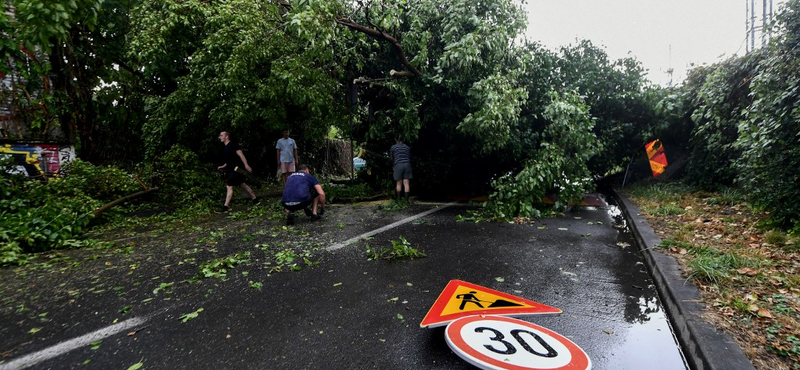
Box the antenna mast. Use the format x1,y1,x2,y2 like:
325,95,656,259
763,0,768,46
751,0,756,52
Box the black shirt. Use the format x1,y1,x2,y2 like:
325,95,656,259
223,142,243,170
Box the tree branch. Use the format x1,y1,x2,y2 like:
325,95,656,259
390,69,414,77
335,17,422,77
277,0,292,11
92,187,159,216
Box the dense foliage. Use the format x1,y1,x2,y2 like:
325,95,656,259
128,0,350,164
0,144,226,266
654,0,800,229
484,91,595,218
739,0,800,229
3,0,799,244
0,158,137,265
686,54,760,189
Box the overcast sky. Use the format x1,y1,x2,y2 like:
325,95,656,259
525,0,787,86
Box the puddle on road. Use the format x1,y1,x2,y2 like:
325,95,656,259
604,196,690,370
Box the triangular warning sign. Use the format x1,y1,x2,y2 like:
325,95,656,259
420,280,561,328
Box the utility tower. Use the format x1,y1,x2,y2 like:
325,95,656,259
747,0,775,52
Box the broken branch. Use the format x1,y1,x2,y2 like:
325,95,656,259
335,17,422,77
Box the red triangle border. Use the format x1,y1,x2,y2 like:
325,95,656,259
420,280,562,328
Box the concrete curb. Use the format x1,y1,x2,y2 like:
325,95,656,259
611,188,755,370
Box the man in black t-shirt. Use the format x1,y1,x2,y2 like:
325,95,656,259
216,131,259,213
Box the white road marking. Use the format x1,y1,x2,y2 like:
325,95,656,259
326,202,457,251
0,316,149,370
1,202,460,369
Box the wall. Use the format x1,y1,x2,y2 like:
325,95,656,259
0,142,76,178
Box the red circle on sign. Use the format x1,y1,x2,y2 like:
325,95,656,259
445,315,591,370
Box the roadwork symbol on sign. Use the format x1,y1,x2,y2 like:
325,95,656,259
445,315,591,370
420,280,562,328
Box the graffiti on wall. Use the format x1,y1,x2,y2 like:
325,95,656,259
0,143,75,178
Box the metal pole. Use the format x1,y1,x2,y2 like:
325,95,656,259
763,0,768,47
770,0,774,39
746,0,751,53
751,0,756,51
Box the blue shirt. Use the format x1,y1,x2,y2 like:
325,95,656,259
282,172,320,203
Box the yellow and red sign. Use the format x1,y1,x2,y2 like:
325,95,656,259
420,280,562,328
645,139,668,177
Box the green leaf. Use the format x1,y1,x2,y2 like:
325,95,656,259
178,308,204,323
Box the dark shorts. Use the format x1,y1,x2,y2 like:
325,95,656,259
225,170,246,186
393,162,412,181
282,200,312,212
282,191,319,211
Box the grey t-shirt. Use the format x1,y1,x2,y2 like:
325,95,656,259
276,138,297,163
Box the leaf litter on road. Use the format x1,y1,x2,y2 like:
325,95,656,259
178,308,204,323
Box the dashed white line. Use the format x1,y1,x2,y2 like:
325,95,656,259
326,202,457,251
0,316,149,370
2,202,459,369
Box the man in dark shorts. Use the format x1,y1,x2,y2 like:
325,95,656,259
390,137,412,202
216,131,259,213
281,164,326,225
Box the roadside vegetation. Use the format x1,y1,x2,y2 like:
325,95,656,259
3,1,800,367
626,182,800,370
5,0,800,246
365,236,426,261
0,146,221,266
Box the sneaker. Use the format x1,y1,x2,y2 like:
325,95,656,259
318,207,325,216
215,205,229,214
286,212,295,225
311,214,321,221
303,207,313,217
252,197,261,206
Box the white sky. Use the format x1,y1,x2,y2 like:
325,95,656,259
525,0,787,86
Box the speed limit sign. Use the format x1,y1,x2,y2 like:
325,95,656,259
445,315,591,370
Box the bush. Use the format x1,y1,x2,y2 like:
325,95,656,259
60,158,142,201
483,91,596,220
0,158,141,265
685,54,760,190
323,181,374,203
145,145,220,209
738,0,800,229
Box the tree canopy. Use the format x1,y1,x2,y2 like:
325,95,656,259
4,0,799,227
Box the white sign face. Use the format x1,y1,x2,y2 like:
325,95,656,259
445,316,591,370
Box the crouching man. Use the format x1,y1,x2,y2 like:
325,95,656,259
281,164,326,225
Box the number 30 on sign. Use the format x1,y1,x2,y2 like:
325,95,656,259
445,316,591,370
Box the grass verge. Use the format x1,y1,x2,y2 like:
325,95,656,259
625,181,800,370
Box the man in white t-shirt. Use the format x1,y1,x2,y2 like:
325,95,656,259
275,130,298,185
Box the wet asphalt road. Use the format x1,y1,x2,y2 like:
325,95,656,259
3,196,689,370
